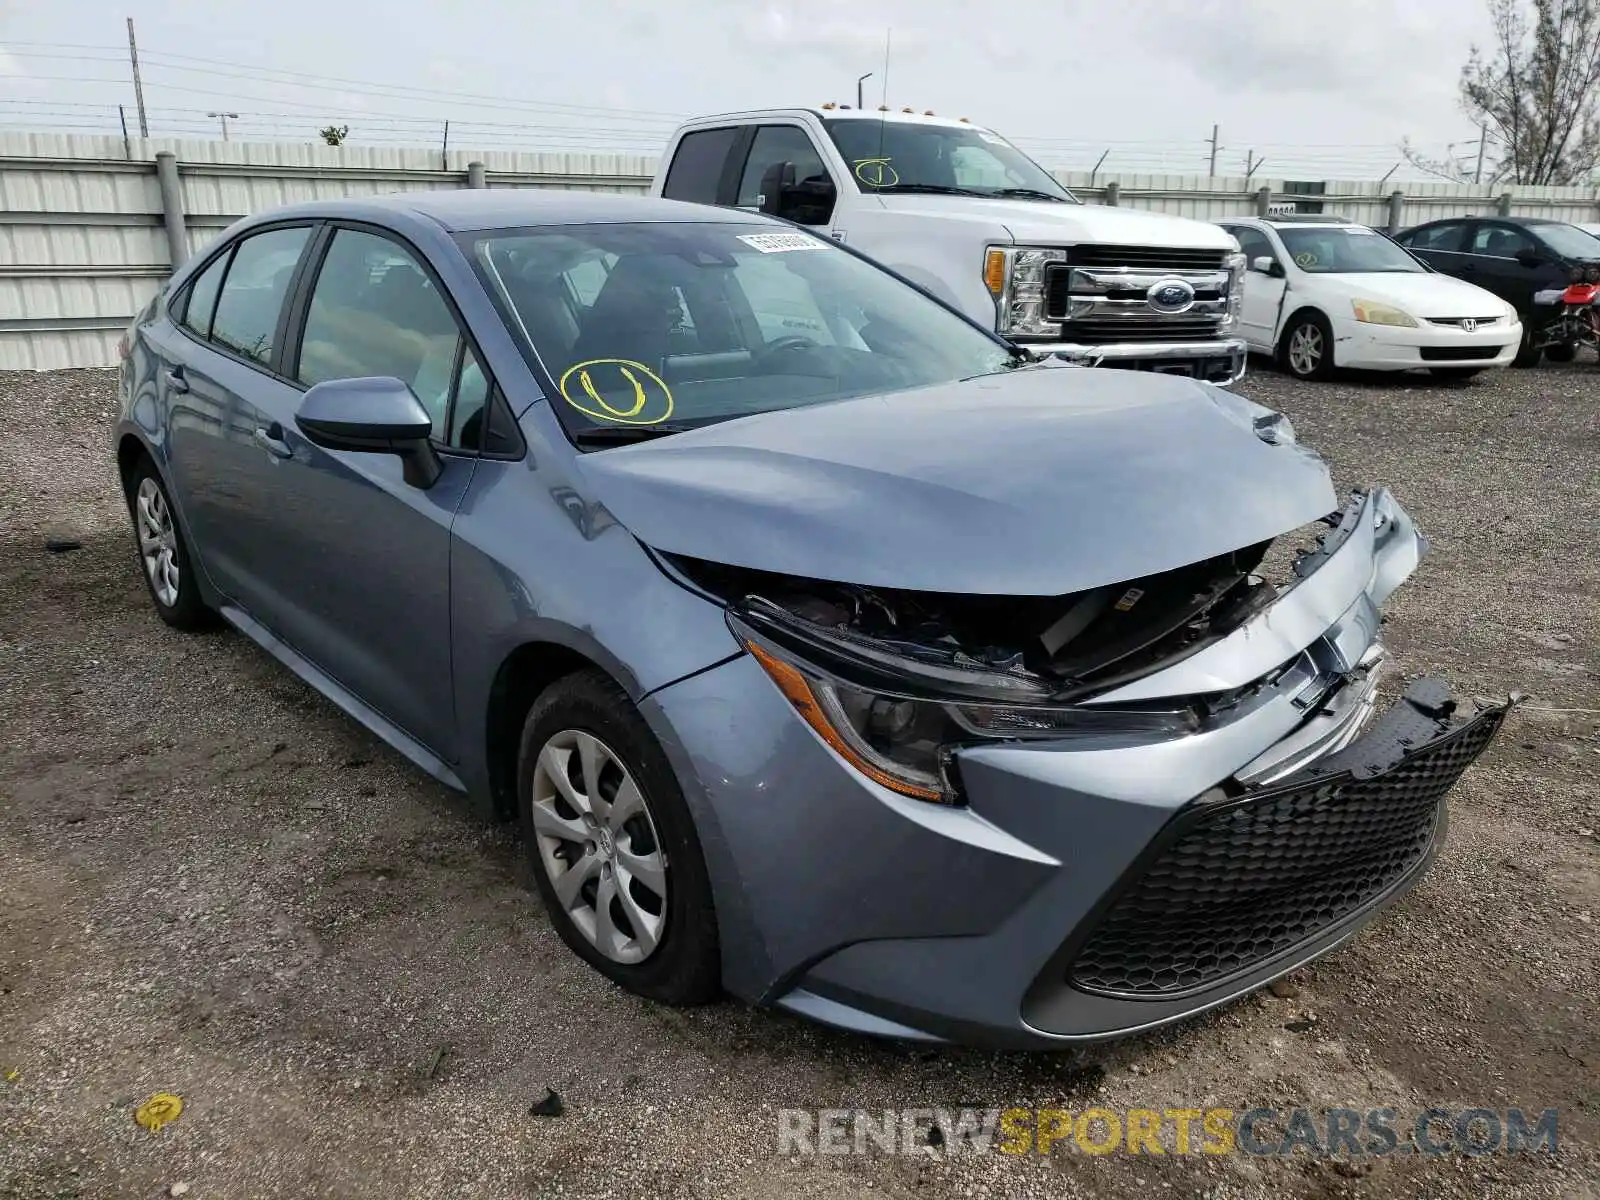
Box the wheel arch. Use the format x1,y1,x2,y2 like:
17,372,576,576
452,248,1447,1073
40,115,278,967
484,641,626,822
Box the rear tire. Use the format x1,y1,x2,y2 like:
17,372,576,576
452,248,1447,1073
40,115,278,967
125,457,216,631
516,669,720,1006
1429,367,1482,381
1277,311,1336,381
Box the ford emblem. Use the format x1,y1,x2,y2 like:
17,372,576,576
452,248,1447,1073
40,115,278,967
1146,278,1196,315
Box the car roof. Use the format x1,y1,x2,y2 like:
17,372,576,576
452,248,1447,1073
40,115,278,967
236,190,777,234
675,106,993,133
1222,216,1363,230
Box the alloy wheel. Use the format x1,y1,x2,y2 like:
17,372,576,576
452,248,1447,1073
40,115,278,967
135,477,180,607
529,729,669,964
1288,323,1324,377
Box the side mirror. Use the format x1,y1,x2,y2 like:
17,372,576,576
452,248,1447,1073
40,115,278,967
295,376,443,489
1515,248,1544,269
1251,255,1285,278
757,159,837,226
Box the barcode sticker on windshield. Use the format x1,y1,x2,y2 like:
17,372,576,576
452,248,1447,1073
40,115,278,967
737,232,828,254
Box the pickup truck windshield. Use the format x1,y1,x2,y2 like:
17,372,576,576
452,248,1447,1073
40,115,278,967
823,119,1077,202
467,221,1017,443
1278,227,1425,274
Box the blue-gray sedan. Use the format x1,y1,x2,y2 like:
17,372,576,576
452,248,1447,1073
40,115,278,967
113,191,1509,1048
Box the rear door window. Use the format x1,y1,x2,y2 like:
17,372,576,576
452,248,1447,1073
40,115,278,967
208,226,314,366
661,128,740,204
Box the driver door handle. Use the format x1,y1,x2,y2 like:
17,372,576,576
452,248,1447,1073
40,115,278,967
164,366,189,394
252,423,292,459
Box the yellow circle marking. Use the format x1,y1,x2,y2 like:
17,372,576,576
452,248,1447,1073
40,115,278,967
134,1092,184,1132
556,358,675,426
853,158,899,188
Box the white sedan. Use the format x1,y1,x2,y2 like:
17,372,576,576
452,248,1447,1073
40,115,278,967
1218,216,1521,381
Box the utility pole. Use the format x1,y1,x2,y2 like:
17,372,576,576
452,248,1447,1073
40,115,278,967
126,17,149,138
118,104,131,159
856,72,872,109
441,120,450,171
208,111,238,141
1474,123,1487,183
1208,124,1220,177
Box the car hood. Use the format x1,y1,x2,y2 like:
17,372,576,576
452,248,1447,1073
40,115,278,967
1309,271,1513,318
574,368,1338,596
873,194,1241,252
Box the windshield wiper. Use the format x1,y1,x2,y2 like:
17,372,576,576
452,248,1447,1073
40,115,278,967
873,183,994,197
572,423,697,447
988,188,1070,202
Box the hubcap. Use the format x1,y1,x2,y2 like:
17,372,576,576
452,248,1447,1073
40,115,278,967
135,477,180,607
1288,324,1324,376
530,729,668,964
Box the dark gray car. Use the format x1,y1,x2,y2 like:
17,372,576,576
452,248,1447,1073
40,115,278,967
113,190,1509,1048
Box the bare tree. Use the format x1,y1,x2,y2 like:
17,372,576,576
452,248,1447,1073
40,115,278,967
1404,0,1600,185
319,124,350,147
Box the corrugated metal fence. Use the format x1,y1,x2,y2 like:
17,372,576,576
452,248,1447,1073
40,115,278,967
4,131,1598,370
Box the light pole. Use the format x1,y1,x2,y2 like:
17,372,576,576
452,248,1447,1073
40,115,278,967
857,72,873,109
208,111,239,141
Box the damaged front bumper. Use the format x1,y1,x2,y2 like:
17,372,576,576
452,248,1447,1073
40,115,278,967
640,487,1510,1047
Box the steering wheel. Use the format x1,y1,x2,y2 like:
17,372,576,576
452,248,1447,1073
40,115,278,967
750,335,821,373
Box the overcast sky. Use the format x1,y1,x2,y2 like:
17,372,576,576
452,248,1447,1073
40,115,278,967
1,0,1499,179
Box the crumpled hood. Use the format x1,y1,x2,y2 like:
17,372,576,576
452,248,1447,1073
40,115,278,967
874,194,1241,252
575,368,1339,596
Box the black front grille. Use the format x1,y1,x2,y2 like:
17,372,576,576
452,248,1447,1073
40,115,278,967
1068,700,1507,998
1057,317,1224,343
1420,345,1501,361
1066,245,1230,271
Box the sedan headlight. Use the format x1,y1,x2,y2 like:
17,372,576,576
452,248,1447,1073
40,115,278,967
1350,298,1418,328
984,245,1066,338
731,608,1197,805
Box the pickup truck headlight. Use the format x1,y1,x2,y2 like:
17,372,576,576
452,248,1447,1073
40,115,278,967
1351,299,1418,328
731,610,1196,805
984,245,1066,338
1225,252,1246,320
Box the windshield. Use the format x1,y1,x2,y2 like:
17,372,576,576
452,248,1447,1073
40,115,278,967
1278,226,1424,273
1533,222,1600,260
823,118,1077,202
467,221,1017,441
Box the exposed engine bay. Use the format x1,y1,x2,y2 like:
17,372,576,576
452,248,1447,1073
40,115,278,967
665,505,1352,705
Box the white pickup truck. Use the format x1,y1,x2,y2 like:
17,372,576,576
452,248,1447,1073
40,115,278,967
650,105,1249,384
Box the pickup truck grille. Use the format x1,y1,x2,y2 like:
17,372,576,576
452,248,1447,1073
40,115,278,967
1062,317,1223,343
1067,245,1231,271
1045,248,1236,340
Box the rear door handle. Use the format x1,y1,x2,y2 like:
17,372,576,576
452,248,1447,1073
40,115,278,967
165,367,189,393
252,423,292,459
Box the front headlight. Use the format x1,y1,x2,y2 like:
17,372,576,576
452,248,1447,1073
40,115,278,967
731,610,1197,805
1350,298,1418,327
1225,251,1246,321
983,245,1066,338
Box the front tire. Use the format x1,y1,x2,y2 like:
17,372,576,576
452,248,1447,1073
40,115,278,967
1278,311,1336,380
516,669,720,1005
126,458,215,630
1513,321,1543,368
1543,341,1576,364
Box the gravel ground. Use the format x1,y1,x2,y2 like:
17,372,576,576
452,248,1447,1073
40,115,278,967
1,361,1596,1200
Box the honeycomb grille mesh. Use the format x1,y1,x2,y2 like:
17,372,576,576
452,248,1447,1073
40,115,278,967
1069,710,1505,997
